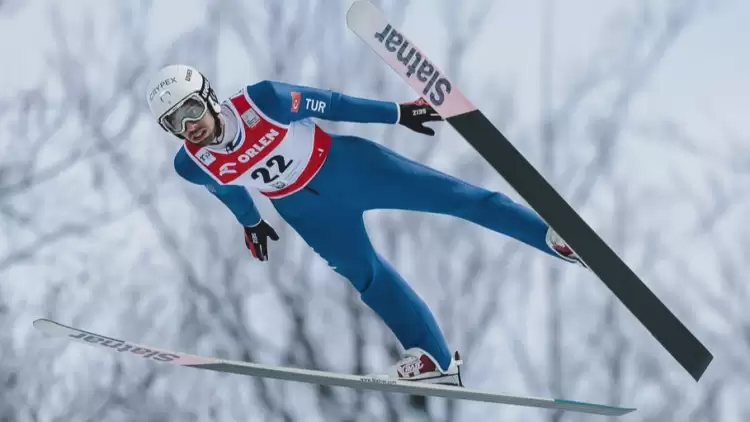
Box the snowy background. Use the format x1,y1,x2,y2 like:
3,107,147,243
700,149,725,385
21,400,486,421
1,0,749,421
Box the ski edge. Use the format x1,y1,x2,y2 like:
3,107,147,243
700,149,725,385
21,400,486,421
33,318,635,416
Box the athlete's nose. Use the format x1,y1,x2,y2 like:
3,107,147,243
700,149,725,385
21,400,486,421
185,120,199,132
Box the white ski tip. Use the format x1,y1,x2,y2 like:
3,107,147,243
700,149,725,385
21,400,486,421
344,0,476,118
33,318,67,336
345,0,376,30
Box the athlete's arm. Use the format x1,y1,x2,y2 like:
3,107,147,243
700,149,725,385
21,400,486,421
173,149,262,226
246,80,399,125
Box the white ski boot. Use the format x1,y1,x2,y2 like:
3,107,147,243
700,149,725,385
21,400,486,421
372,348,464,387
545,227,587,268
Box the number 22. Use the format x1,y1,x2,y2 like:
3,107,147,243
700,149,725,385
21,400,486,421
251,155,293,183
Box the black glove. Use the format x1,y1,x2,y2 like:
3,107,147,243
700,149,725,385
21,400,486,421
243,220,279,262
398,98,443,136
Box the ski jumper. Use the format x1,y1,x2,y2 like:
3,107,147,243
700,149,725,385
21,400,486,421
173,80,563,370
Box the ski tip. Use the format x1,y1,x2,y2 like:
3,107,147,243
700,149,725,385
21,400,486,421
33,318,54,330
345,0,376,28
33,318,67,336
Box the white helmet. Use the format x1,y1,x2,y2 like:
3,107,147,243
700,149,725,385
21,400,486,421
145,64,221,137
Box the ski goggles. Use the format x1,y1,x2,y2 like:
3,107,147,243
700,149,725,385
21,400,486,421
159,93,208,134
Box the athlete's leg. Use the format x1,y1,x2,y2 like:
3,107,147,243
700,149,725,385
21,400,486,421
326,135,565,260
272,190,453,371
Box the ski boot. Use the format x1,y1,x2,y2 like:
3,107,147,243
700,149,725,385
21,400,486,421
372,348,464,387
545,227,587,268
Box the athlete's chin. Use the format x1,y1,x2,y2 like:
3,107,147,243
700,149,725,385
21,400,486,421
187,129,212,146
191,137,213,147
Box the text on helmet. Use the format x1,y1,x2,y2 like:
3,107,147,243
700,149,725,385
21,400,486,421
149,77,179,101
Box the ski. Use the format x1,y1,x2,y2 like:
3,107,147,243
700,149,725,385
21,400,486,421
33,318,634,416
345,0,712,381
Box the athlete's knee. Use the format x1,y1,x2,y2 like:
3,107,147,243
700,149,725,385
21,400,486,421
483,190,518,208
325,255,377,293
341,253,397,295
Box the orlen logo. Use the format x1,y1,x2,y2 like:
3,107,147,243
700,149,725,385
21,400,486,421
373,24,451,107
219,129,280,176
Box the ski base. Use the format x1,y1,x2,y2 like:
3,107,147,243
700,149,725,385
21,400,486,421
33,318,635,417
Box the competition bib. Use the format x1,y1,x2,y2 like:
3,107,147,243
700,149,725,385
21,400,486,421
183,90,330,198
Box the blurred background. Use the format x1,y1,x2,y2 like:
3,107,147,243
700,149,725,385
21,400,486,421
1,0,748,421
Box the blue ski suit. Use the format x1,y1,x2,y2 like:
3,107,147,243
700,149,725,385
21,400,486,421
173,80,566,371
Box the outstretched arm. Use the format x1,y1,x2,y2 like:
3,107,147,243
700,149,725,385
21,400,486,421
247,80,399,125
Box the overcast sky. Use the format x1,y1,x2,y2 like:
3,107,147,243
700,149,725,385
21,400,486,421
1,1,747,420
3,0,746,135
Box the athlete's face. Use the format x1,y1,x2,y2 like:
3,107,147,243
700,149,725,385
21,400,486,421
184,112,216,146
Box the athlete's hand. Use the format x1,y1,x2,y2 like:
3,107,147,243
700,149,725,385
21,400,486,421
243,220,279,262
398,98,443,136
